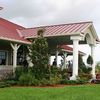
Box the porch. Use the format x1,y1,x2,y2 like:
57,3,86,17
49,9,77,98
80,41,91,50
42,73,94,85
0,40,28,69
0,18,99,80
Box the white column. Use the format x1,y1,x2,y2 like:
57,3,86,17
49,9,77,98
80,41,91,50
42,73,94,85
90,44,96,79
55,50,59,66
6,51,8,65
63,52,67,69
49,56,51,65
70,36,82,80
13,50,17,68
10,43,20,73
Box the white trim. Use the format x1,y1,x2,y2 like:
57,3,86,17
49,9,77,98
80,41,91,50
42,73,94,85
25,32,81,39
16,29,23,37
0,36,31,44
81,23,92,33
71,35,84,41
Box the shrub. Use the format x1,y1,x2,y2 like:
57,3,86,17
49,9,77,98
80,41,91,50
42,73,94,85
61,69,69,79
87,55,93,65
0,82,10,88
32,79,41,86
60,79,87,85
15,67,25,80
18,73,34,86
96,63,100,73
79,73,92,81
6,80,18,86
76,79,87,84
81,67,92,74
60,79,77,85
40,78,50,86
49,76,61,85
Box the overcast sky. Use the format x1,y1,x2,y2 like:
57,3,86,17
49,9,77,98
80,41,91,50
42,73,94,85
0,0,100,62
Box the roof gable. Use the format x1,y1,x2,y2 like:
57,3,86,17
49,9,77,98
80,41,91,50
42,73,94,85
0,18,31,44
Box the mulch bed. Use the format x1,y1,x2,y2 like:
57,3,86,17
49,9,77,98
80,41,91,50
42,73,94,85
11,84,92,88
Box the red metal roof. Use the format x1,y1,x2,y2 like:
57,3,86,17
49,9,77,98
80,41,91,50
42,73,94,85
59,45,86,56
0,18,99,44
0,18,31,44
20,21,92,38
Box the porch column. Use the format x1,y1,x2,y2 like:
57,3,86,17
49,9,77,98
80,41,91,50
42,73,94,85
10,43,20,73
70,36,81,80
55,50,59,66
90,44,96,79
49,56,51,65
63,52,67,69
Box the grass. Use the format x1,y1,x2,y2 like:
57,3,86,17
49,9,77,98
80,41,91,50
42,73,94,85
0,84,100,100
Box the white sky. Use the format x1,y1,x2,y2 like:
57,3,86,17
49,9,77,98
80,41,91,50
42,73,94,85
0,0,100,62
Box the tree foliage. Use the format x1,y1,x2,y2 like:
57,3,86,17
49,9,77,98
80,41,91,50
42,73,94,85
87,55,93,65
29,28,50,79
78,54,84,67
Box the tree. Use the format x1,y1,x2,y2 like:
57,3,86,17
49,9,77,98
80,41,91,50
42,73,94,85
87,55,93,65
78,54,84,67
29,28,50,79
78,54,86,73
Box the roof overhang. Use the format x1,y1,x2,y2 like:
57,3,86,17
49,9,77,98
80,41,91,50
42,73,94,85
0,36,31,45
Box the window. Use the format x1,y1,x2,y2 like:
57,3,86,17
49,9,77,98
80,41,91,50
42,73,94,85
0,51,6,65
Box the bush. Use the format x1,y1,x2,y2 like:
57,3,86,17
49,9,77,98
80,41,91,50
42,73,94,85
79,73,92,81
40,78,50,86
87,55,93,65
61,69,69,79
18,73,34,86
15,67,25,80
82,67,92,74
79,66,92,74
0,82,10,88
6,80,18,86
60,79,87,85
96,64,100,74
60,79,77,85
76,79,87,84
32,79,41,86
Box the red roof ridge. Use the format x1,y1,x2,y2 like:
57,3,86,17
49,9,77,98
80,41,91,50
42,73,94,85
19,21,93,30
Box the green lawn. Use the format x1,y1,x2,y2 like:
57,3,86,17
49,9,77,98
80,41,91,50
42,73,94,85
0,85,100,100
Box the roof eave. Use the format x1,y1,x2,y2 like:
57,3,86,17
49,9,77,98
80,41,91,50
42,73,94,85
0,36,31,45
25,32,81,39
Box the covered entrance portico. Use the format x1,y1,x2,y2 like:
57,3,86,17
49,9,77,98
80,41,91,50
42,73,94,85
47,35,97,80
21,22,99,80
